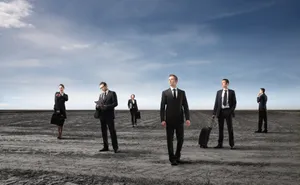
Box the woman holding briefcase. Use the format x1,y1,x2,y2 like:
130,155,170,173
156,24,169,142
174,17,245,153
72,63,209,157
51,84,68,139
128,94,139,127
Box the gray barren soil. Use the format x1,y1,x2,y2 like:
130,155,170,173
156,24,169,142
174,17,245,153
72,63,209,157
0,110,300,185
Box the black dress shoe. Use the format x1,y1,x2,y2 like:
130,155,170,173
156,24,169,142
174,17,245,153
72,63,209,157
263,130,268,133
57,137,62,139
99,148,109,152
255,130,262,133
230,146,236,150
171,161,178,165
214,145,223,149
176,159,183,164
114,149,119,153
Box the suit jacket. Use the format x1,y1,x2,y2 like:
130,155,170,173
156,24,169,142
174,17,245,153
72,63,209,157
257,93,267,110
128,99,138,110
96,90,118,119
160,88,190,124
54,92,68,112
213,89,236,117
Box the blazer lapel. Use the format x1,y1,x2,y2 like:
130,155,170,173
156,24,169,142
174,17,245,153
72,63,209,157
168,88,172,98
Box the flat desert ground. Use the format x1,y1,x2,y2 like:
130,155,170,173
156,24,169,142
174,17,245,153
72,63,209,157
0,110,299,185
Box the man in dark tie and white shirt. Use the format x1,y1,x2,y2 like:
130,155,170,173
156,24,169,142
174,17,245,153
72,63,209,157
212,79,237,149
160,74,190,165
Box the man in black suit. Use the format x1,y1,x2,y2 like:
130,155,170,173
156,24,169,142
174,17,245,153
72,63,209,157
95,82,119,153
160,74,190,165
212,79,237,149
255,88,268,133
128,94,138,127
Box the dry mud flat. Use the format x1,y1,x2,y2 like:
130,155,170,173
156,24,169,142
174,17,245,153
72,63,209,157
0,110,300,185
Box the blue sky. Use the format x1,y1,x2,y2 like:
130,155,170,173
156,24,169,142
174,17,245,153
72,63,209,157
0,0,299,110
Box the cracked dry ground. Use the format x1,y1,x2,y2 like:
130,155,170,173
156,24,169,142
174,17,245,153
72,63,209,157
0,110,300,185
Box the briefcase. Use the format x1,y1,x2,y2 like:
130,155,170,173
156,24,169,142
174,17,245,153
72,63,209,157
50,113,65,126
135,111,141,119
94,109,100,119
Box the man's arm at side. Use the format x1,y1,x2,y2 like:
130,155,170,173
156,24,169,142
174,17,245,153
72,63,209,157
160,91,166,122
182,91,190,120
231,90,237,114
213,91,218,116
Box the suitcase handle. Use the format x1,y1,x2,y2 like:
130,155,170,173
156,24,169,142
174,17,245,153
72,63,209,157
209,118,218,128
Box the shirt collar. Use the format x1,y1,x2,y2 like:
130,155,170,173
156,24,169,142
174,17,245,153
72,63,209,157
170,86,177,90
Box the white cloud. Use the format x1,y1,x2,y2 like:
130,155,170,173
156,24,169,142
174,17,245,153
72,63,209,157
0,0,33,28
186,60,211,65
0,103,9,108
139,60,211,70
2,58,42,67
18,30,75,49
168,51,178,57
61,44,90,50
208,2,276,20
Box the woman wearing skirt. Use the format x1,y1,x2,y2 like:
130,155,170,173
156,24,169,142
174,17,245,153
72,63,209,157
51,84,68,139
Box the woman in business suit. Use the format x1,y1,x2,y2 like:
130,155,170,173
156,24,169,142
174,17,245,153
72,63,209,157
128,94,138,127
52,84,68,139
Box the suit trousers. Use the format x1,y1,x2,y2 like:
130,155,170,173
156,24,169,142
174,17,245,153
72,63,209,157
258,109,267,131
100,116,118,150
218,108,234,147
166,123,184,162
130,108,137,125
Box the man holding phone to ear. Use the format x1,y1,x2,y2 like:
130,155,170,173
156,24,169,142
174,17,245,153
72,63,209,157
255,88,268,133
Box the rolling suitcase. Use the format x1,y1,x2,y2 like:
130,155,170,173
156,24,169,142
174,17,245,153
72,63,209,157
198,118,217,148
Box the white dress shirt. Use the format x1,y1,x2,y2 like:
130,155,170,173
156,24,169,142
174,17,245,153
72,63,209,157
129,99,135,109
221,88,230,109
170,86,178,98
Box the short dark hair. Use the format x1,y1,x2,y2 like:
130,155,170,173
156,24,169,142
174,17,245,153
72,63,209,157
260,88,265,93
59,84,65,88
169,74,178,81
99,82,107,86
222,79,229,84
131,94,135,97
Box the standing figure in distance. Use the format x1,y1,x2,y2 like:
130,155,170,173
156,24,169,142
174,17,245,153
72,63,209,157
95,82,119,153
212,79,237,149
53,84,68,139
160,74,190,166
128,94,138,127
255,88,268,133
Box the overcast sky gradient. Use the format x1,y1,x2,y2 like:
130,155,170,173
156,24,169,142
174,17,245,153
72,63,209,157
0,0,299,110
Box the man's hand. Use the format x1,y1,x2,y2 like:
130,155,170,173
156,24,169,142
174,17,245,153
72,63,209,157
186,120,191,127
258,92,262,96
161,121,166,127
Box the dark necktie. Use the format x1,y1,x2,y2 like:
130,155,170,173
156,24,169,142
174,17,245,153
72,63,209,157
223,90,227,106
173,89,176,99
